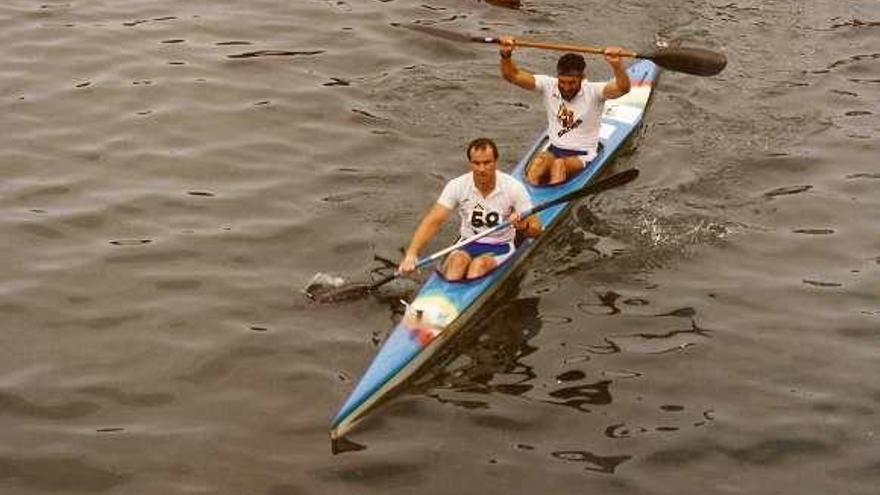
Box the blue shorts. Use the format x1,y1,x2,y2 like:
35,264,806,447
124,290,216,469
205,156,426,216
458,240,515,265
548,144,589,158
547,143,602,167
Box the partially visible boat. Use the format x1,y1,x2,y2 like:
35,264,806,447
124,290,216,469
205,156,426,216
331,60,661,442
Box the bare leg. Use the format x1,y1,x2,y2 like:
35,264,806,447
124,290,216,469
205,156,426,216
549,156,586,185
466,255,497,279
549,158,566,185
526,152,555,185
443,250,471,281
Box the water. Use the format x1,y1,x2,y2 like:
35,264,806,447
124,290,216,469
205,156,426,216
1,0,878,493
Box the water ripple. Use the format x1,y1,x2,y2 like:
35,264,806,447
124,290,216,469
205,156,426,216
227,50,324,59
0,391,99,419
0,456,128,492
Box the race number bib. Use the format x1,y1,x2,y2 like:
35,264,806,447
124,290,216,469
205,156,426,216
469,207,501,231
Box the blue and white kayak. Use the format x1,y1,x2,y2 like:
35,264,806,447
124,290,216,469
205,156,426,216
331,60,660,440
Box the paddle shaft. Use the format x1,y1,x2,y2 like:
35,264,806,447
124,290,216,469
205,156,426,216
479,36,639,59
402,24,726,77
368,168,639,290
487,35,725,76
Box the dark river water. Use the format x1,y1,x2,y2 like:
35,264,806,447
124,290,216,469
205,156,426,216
2,0,878,493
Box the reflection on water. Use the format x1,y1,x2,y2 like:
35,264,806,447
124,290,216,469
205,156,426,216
411,292,542,408
606,409,716,439
543,380,612,412
550,450,632,474
608,319,710,355
379,279,721,468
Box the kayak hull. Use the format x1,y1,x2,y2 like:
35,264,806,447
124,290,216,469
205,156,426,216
331,60,660,439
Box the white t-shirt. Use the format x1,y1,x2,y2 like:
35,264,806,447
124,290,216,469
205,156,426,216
437,171,533,244
534,75,606,160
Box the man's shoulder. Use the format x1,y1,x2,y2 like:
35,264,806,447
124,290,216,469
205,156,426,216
441,173,473,196
584,81,607,98
446,172,472,187
438,173,472,208
534,74,555,91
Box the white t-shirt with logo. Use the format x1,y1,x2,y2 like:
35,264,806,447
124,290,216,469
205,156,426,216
534,75,606,160
437,171,533,244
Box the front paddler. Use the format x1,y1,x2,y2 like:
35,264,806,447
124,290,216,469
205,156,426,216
398,138,542,281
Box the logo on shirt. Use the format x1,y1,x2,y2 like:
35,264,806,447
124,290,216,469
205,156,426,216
557,103,576,128
556,103,583,138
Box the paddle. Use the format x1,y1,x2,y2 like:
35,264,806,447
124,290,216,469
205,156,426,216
306,168,639,303
404,24,727,77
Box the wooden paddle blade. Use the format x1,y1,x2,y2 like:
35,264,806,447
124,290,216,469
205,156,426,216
640,46,727,76
402,24,498,44
305,268,405,303
307,282,372,304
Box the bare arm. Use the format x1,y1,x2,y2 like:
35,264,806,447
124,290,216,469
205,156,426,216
602,46,631,99
399,203,451,274
499,37,536,91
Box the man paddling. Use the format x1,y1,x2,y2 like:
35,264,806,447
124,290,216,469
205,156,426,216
398,138,542,281
499,37,631,185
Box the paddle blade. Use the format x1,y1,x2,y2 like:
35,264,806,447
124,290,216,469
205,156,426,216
581,168,640,196
307,283,373,304
303,269,405,303
402,24,497,44
303,273,370,303
641,46,727,76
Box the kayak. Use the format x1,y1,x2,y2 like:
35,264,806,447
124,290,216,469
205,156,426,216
331,59,660,441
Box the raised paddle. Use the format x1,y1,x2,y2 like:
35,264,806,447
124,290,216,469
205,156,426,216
404,24,727,77
306,168,639,303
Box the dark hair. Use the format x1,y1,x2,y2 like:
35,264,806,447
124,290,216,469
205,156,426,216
466,137,499,160
557,53,586,76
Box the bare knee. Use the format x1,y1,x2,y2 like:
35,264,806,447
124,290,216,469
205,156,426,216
443,251,470,281
466,255,497,279
526,153,553,185
549,159,566,184
565,156,585,176
549,157,584,185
